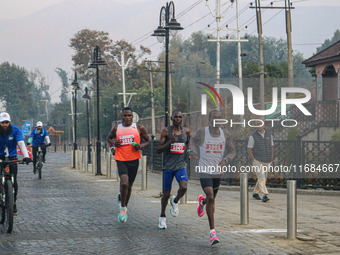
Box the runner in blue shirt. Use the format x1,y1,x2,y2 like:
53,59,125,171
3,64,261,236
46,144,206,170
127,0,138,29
27,121,51,173
0,112,31,215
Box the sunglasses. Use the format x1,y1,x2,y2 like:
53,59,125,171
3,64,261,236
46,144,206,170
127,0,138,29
1,121,9,124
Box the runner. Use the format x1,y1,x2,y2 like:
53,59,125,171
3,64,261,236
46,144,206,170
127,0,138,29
190,109,236,245
157,110,190,229
107,107,150,223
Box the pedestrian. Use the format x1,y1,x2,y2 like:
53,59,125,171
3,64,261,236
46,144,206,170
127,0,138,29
107,107,150,223
0,112,32,215
247,119,274,202
157,110,190,229
190,109,236,245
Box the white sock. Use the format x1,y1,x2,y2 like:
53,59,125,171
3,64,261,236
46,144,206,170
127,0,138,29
210,229,215,234
120,206,127,210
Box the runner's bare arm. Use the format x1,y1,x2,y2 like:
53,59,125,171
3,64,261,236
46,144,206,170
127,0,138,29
157,128,174,154
107,126,120,148
223,129,236,162
136,124,151,150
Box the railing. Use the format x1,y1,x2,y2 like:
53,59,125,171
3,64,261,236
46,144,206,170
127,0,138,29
270,101,339,140
143,139,340,190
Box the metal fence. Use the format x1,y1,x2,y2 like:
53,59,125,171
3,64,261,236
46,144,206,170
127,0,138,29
143,139,340,190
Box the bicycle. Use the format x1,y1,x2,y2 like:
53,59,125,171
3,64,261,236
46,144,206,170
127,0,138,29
0,159,28,233
32,144,49,179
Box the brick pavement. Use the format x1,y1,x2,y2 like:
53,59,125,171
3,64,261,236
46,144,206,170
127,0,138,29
0,152,339,255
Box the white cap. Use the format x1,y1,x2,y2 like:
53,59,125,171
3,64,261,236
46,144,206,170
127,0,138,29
0,112,11,122
37,121,43,127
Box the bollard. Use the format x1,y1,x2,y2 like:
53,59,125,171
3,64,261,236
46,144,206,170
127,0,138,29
112,156,119,181
240,173,249,225
107,153,112,178
106,152,110,178
287,180,297,239
141,156,147,190
84,149,88,172
70,150,73,168
92,150,96,174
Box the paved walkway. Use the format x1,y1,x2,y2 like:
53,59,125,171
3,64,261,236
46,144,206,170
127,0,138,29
1,152,339,254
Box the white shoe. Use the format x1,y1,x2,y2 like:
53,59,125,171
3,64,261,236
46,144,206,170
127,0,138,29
158,217,167,229
170,196,179,217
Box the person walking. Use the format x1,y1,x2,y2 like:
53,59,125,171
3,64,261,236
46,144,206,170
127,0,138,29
157,110,190,229
107,107,150,223
190,110,236,245
247,120,274,202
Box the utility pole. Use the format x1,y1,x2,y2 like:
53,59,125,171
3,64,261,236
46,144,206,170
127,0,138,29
206,0,234,99
146,61,156,137
114,51,135,107
250,0,296,101
254,0,265,110
144,60,174,135
285,0,294,88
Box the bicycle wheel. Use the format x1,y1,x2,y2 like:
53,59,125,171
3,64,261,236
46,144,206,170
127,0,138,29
2,180,14,233
0,185,5,224
38,154,43,179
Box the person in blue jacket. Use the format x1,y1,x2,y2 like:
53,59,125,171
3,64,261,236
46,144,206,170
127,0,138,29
0,112,31,215
27,121,51,173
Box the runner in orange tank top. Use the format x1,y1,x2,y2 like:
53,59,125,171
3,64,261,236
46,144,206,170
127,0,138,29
107,107,150,223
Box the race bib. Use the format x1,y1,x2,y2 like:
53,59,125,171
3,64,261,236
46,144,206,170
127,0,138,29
170,143,185,154
120,135,134,146
206,142,223,154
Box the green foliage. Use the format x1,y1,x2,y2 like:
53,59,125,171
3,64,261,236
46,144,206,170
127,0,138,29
331,129,340,141
0,62,49,125
287,127,299,140
316,29,340,53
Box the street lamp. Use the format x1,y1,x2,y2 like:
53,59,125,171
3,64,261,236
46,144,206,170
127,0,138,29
88,45,107,175
152,1,183,127
71,71,80,168
82,87,92,164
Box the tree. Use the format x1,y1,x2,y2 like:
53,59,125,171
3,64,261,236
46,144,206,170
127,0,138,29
55,68,69,102
316,29,340,53
0,62,49,125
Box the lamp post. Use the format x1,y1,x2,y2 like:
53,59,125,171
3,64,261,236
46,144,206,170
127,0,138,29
152,1,183,127
89,45,107,175
71,71,80,168
82,87,92,164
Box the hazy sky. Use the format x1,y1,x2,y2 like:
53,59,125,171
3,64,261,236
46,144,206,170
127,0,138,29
1,0,340,103
2,0,339,20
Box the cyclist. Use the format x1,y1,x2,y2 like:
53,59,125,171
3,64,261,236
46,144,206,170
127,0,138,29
27,121,51,173
0,112,31,215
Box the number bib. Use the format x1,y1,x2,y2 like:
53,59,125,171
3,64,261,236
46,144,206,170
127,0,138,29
206,142,223,154
170,143,185,154
120,135,134,146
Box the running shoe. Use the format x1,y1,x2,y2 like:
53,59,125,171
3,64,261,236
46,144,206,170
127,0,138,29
210,230,220,245
158,217,167,229
197,194,205,217
118,206,128,223
170,196,179,217
117,193,121,208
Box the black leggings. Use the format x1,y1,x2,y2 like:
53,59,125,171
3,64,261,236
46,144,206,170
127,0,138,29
33,146,46,168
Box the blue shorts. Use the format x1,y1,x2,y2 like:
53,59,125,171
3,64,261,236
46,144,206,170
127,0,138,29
163,168,188,191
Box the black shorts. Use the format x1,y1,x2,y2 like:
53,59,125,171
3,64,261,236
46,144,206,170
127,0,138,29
117,159,139,184
199,174,222,194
